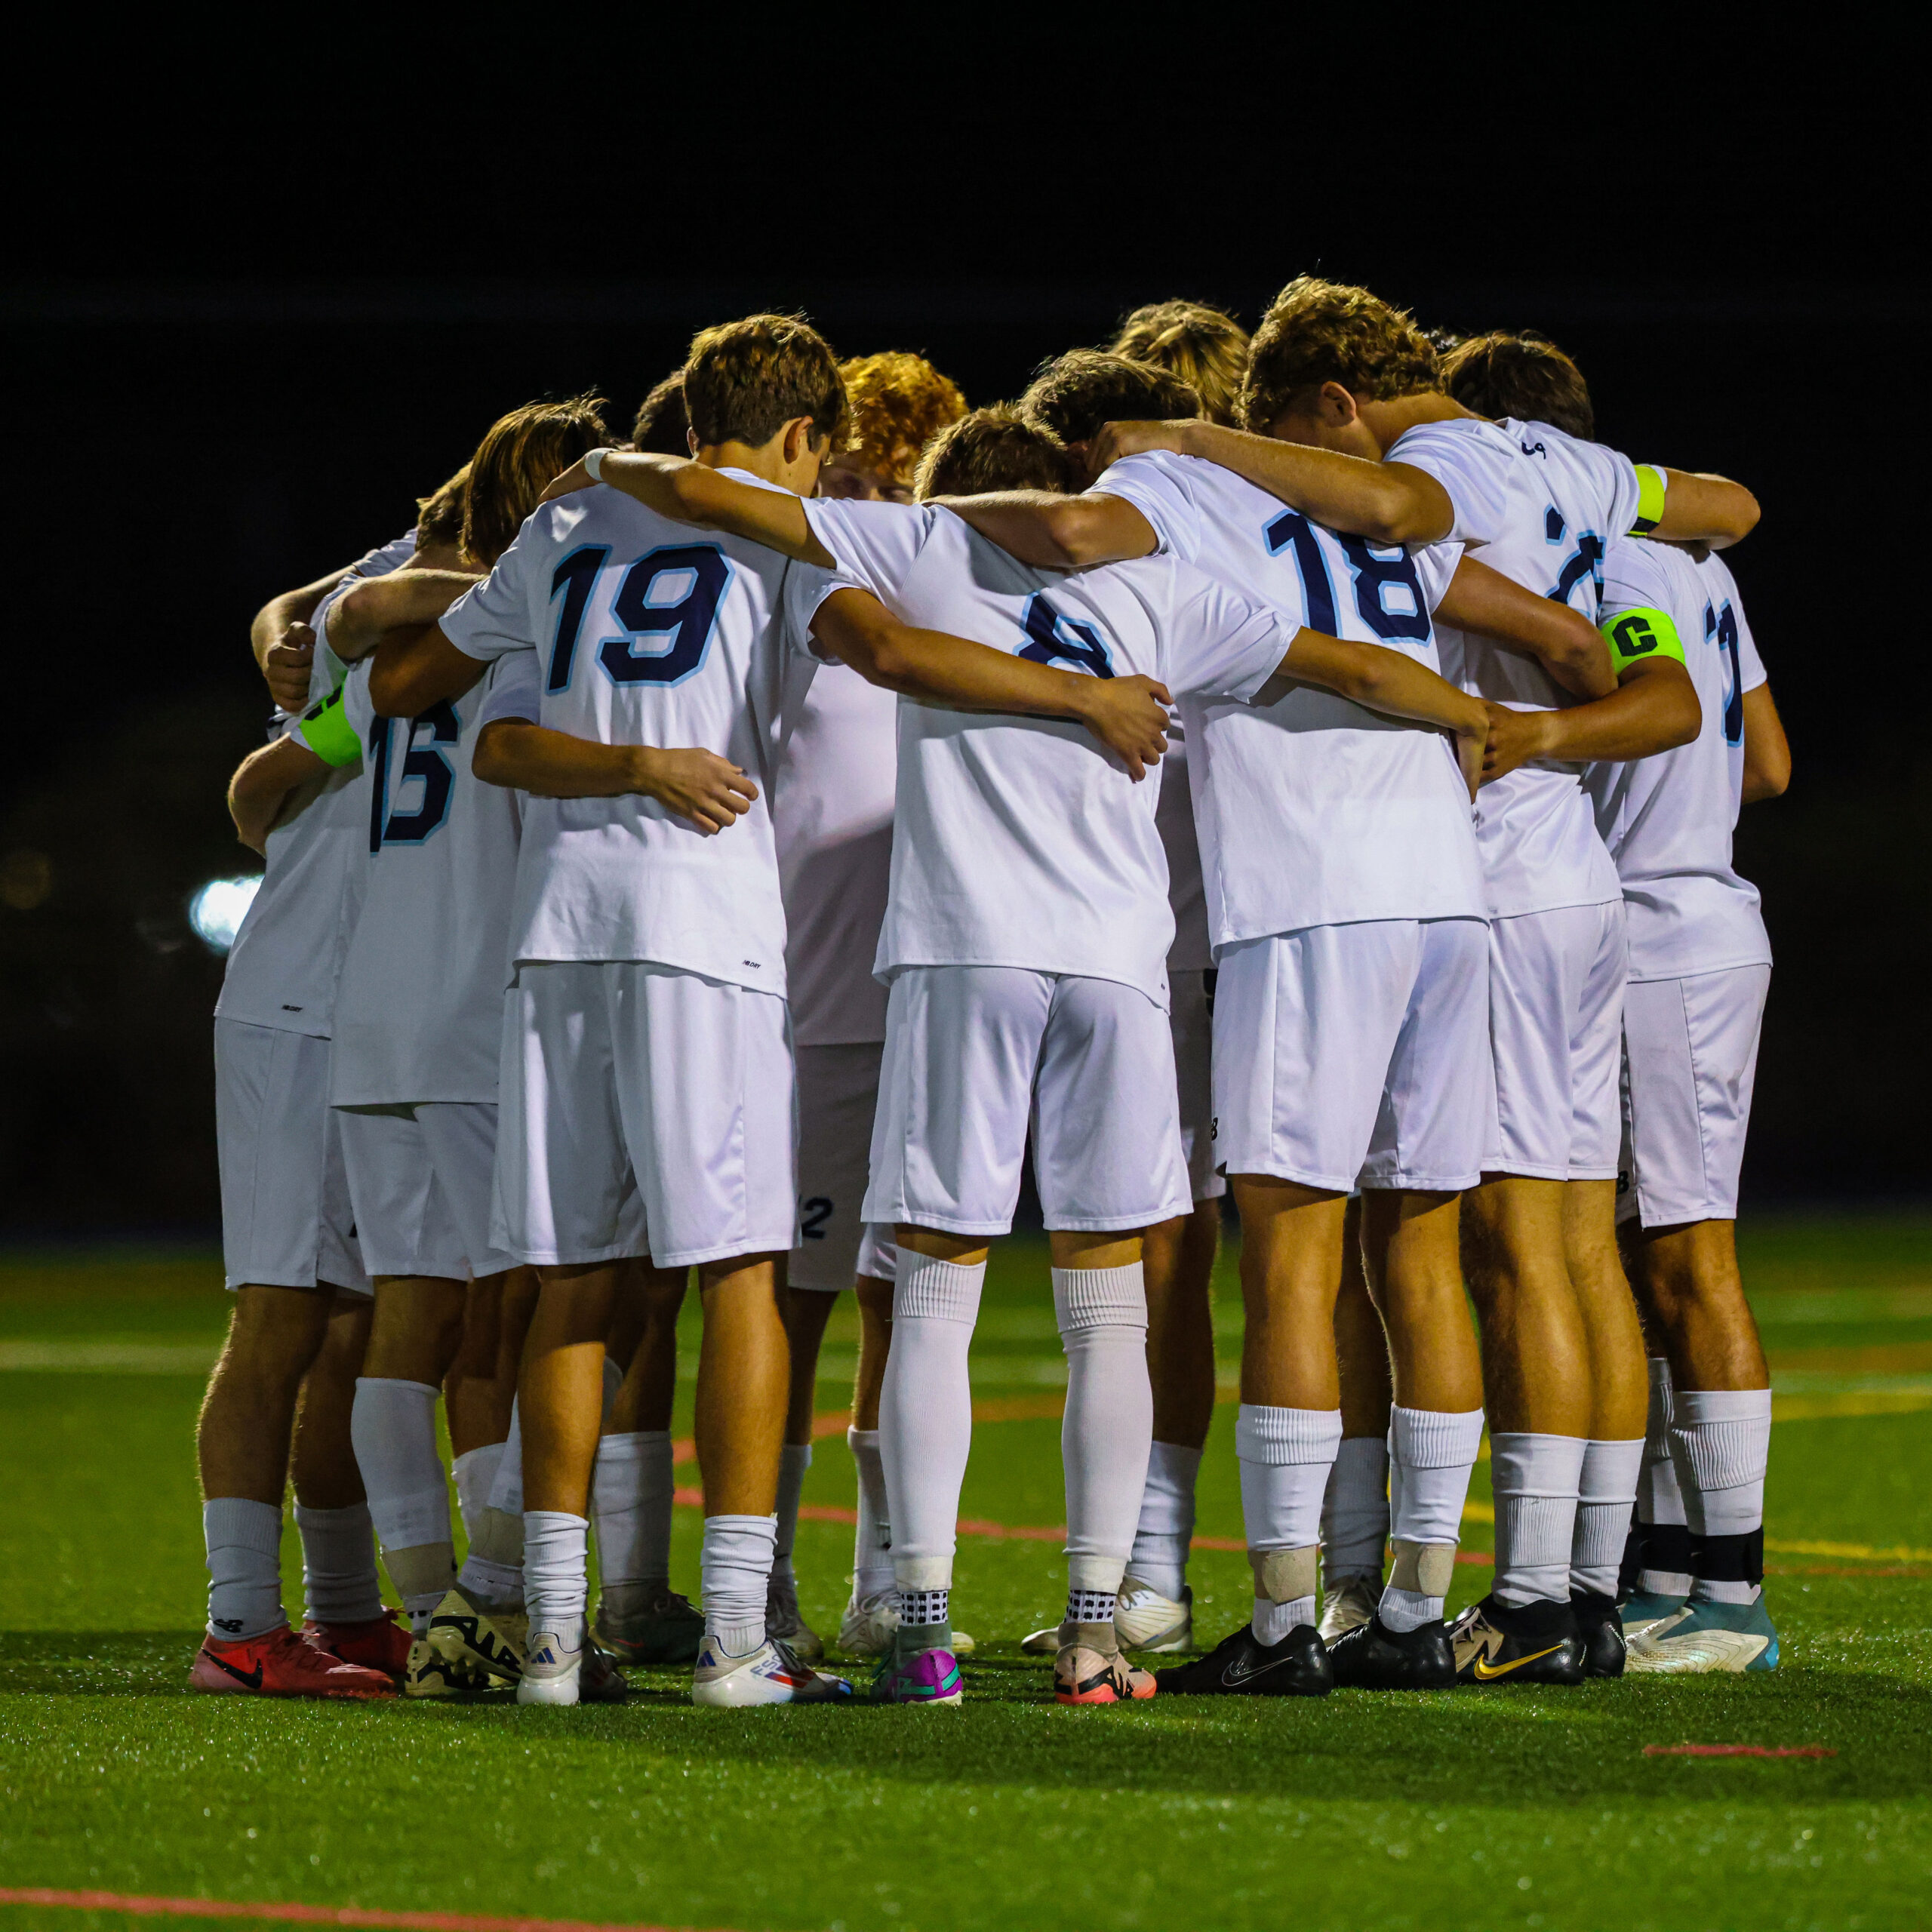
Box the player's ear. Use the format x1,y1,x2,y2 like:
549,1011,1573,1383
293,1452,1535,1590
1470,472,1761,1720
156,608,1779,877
1319,381,1359,426
685,426,699,457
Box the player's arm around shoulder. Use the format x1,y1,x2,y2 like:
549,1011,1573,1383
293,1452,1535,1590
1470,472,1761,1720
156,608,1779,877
323,570,481,662
1650,466,1761,549
542,450,835,567
931,489,1158,569
1741,685,1790,802
1438,555,1617,698
471,721,758,837
808,586,1171,781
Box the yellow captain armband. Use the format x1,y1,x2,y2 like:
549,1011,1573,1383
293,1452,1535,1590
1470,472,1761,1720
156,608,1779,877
295,683,363,768
1629,463,1668,536
1601,605,1687,675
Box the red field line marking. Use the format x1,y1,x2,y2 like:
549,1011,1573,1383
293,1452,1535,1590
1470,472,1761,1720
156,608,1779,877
0,1890,719,1932
1642,1744,1837,1759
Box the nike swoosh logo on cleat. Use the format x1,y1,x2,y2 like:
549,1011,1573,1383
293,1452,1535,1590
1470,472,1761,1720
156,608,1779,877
1472,1643,1564,1681
204,1651,265,1690
1221,1654,1293,1687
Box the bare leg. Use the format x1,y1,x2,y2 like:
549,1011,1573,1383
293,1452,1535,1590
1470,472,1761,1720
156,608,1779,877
1460,1177,1589,1433
1623,1219,1768,1392
520,1264,619,1516
362,1276,466,1389
445,1267,538,1461
694,1254,790,1515
1564,1180,1647,1441
1361,1190,1482,1414
1230,1176,1347,1409
1144,1201,1219,1451
782,1282,838,1448
611,1263,688,1433
852,1275,893,1432
199,1283,336,1505
291,1292,373,1509
1334,1198,1393,1437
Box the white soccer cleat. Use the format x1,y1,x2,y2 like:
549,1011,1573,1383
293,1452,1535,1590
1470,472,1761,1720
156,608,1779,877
837,1587,899,1657
691,1635,854,1707
517,1627,585,1706
1318,1574,1382,1647
1114,1578,1193,1653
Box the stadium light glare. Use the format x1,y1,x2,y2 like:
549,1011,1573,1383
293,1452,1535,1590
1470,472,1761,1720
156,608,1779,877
189,875,261,954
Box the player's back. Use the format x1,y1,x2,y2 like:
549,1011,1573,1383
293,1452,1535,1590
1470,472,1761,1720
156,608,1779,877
1587,537,1769,981
441,475,829,997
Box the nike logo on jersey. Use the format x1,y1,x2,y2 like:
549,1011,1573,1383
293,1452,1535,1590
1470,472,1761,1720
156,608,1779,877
202,1648,265,1690
1472,1642,1563,1681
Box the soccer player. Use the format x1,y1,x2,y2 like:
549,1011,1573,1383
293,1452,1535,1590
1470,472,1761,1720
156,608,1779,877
631,371,690,456
941,349,1641,1693
1082,278,1746,1681
368,314,1168,1707
763,351,969,1663
1110,300,1251,426
568,395,1504,1706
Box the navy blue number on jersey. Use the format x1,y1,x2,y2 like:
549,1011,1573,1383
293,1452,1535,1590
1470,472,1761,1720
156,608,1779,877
1542,505,1605,611
1018,592,1114,677
1706,599,1745,746
548,543,731,691
546,545,610,692
1264,510,1430,642
368,703,460,851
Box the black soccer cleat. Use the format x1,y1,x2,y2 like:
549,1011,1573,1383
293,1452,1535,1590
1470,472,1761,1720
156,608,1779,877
1571,1589,1627,1678
1154,1622,1333,1698
1327,1611,1457,1690
1446,1593,1585,1686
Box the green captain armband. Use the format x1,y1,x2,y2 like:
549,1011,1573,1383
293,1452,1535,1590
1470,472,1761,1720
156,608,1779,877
295,683,363,768
1629,463,1668,536
1601,605,1686,675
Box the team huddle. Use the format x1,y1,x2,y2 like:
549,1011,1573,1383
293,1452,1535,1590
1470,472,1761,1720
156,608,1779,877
194,277,1789,1710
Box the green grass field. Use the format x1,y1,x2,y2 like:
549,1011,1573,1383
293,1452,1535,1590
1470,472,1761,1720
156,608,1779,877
2,1217,1930,1932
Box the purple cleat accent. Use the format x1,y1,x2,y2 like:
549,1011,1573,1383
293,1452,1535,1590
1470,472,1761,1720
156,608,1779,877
869,1645,964,1705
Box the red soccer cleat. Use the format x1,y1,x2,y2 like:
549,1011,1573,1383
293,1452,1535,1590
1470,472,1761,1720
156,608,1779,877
191,1624,395,1700
304,1607,412,1679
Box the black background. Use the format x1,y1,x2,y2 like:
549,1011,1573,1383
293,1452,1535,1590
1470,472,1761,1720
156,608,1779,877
0,26,1922,1229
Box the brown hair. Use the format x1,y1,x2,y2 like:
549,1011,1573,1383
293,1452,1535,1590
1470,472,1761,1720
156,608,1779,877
683,312,844,451
630,371,690,455
414,463,470,551
461,395,610,568
837,351,968,488
1019,349,1201,447
1109,300,1250,426
915,407,1075,499
1241,275,1439,432
1441,331,1595,441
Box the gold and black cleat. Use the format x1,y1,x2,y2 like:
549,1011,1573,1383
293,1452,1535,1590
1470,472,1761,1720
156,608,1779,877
1447,1594,1585,1686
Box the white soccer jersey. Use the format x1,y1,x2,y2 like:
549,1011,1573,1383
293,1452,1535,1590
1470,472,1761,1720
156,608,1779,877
1156,724,1211,971
1384,415,1638,918
438,473,846,993
1095,452,1486,947
215,531,416,1037
328,657,525,1106
801,497,1289,1008
772,659,897,1045
1586,539,1770,982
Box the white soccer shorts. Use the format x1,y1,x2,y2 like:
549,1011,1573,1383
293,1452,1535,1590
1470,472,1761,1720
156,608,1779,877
492,961,798,1270
863,965,1193,1237
1618,964,1770,1228
1484,900,1628,1180
1213,918,1491,1194
339,1101,515,1281
791,1040,894,1292
1171,968,1225,1204
214,1018,370,1295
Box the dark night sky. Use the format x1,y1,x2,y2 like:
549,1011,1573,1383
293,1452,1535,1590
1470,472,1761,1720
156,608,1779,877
0,26,1923,1226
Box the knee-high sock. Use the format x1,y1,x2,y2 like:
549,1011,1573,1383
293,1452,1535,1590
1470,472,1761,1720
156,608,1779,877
294,1501,385,1626
848,1427,893,1601
451,1441,504,1546
204,1498,284,1641
1129,1441,1202,1601
1238,1404,1343,1643
1055,1263,1153,1632
1670,1387,1772,1605
1381,1407,1484,1632
701,1513,777,1658
772,1442,812,1589
1321,1436,1391,1585
1572,1438,1644,1599
349,1377,455,1626
879,1251,984,1604
592,1429,675,1621
524,1509,588,1645
1490,1432,1586,1608
460,1401,525,1609
1637,1358,1691,1595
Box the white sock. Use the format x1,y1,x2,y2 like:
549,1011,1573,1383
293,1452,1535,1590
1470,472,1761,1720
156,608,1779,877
1321,1435,1389,1583
458,1401,526,1609
1672,1387,1772,1605
591,1431,661,1622
293,1501,384,1626
1055,1264,1152,1607
523,1509,589,1644
1129,1441,1202,1601
879,1251,984,1576
701,1512,777,1657
1638,1358,1691,1595
203,1497,284,1641
487,1402,524,1515
773,1442,812,1589
1490,1432,1587,1608
848,1426,893,1600
1238,1404,1341,1644
349,1377,454,1623
1572,1437,1644,1599
451,1442,504,1545
1381,1406,1484,1632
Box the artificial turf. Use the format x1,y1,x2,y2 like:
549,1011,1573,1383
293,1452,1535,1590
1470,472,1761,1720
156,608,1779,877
1,1219,1929,1932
